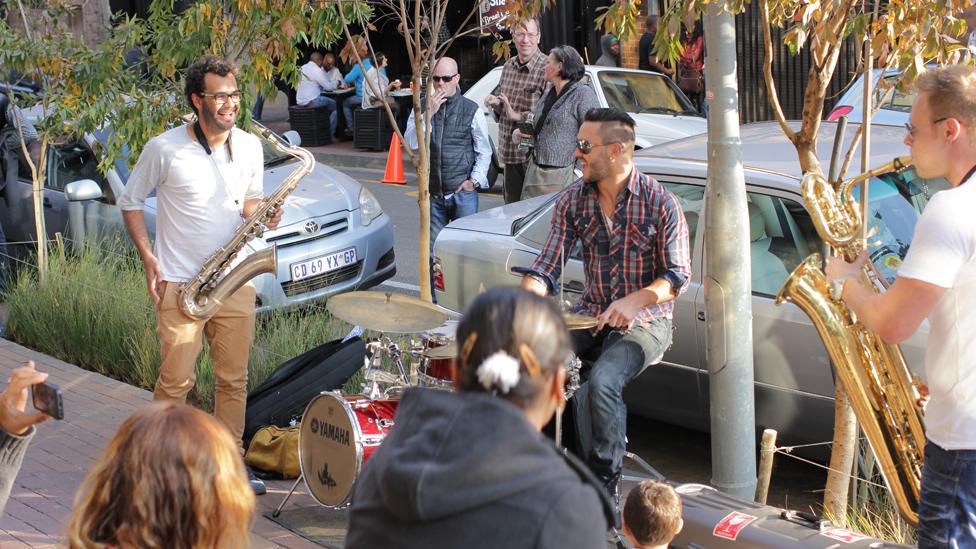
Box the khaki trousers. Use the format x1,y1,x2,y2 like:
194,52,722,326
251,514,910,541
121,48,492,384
155,281,256,452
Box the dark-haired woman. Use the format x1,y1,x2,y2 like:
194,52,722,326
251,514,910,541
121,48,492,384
501,45,600,200
345,287,613,549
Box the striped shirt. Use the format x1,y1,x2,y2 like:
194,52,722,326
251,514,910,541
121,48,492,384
493,50,549,165
528,169,692,323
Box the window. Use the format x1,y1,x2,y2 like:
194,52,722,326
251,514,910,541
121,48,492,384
47,142,109,196
597,71,698,115
748,193,818,297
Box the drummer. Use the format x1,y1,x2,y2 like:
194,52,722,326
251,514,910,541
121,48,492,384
344,287,613,548
520,108,691,514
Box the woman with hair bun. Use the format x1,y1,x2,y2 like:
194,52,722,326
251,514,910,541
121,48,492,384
345,286,612,549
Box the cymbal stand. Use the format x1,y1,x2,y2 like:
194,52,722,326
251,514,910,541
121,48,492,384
361,335,412,398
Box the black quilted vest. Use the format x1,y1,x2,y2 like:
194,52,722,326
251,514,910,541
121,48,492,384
430,92,478,196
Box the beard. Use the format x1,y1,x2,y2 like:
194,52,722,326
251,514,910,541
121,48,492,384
582,158,608,185
200,100,237,132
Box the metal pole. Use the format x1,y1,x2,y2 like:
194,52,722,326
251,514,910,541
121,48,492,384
703,0,757,500
755,428,778,504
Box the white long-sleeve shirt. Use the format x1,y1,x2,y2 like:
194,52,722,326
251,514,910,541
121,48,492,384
404,93,492,189
296,61,337,106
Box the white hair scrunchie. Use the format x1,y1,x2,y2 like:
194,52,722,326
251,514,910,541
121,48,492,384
476,351,521,394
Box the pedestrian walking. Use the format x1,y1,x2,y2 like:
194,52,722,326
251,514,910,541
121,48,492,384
501,45,599,199
826,64,976,549
484,18,548,204
118,55,280,496
344,287,613,549
521,108,691,516
639,15,673,78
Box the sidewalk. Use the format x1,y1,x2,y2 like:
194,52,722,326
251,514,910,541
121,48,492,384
258,95,393,172
0,338,326,548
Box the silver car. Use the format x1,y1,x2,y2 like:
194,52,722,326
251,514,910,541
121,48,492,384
0,125,396,312
433,121,947,452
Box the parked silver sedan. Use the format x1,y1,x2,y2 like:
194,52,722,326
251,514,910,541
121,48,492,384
433,121,947,453
0,124,396,312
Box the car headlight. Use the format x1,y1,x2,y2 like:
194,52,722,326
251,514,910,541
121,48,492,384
359,187,383,226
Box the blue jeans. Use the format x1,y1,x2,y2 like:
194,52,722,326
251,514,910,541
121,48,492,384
429,190,479,253
302,96,338,136
343,95,363,134
918,440,976,548
571,318,672,480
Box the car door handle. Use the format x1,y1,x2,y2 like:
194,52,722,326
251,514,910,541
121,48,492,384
697,311,705,321
564,281,584,293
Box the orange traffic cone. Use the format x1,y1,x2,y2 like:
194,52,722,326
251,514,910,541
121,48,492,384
381,133,407,185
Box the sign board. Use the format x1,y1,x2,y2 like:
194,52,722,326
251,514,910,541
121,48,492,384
712,511,758,541
479,0,508,35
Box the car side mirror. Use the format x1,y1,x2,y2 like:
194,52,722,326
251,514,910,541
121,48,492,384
282,130,302,147
63,179,103,202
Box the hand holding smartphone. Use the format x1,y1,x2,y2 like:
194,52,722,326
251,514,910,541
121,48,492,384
0,361,57,435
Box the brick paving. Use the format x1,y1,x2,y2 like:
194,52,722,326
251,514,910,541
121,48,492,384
0,337,328,548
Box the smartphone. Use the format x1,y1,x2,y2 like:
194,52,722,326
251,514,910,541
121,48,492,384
30,382,64,420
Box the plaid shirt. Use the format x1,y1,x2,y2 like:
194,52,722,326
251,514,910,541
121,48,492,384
528,169,692,324
493,50,548,165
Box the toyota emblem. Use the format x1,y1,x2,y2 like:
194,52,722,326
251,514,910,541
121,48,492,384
304,220,320,235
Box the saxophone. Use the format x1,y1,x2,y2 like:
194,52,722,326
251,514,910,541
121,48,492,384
775,157,925,526
178,126,315,320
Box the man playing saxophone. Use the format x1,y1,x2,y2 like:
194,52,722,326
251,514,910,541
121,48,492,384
118,55,280,496
826,65,976,548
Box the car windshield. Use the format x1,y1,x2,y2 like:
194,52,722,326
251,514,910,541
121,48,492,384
597,71,699,115
94,125,292,185
876,74,915,113
853,168,950,283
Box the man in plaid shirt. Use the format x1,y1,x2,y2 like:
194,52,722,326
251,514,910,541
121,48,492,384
484,18,548,204
521,108,691,513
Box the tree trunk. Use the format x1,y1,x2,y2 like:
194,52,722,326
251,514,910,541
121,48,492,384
824,383,857,526
30,138,48,284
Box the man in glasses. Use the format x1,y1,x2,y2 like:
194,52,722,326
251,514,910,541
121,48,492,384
827,65,976,548
484,17,548,204
118,56,279,496
521,108,691,517
405,57,491,262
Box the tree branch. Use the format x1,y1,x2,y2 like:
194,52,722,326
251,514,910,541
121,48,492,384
761,0,795,144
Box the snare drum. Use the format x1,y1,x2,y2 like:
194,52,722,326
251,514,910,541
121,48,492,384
420,320,458,388
298,392,399,507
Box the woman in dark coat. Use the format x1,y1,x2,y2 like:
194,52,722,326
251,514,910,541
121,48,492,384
344,287,613,549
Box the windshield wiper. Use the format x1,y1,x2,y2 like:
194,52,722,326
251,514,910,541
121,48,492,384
638,106,681,115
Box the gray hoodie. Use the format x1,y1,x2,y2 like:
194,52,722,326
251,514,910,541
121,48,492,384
344,388,611,549
595,35,619,67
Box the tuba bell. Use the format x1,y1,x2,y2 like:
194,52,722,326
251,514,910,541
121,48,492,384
775,157,925,526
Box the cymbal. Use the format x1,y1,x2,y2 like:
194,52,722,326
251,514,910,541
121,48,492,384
563,311,599,330
423,342,458,359
328,291,449,333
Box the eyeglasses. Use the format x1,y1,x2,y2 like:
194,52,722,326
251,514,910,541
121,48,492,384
905,117,948,139
199,91,243,106
576,139,618,154
512,31,539,40
431,74,457,83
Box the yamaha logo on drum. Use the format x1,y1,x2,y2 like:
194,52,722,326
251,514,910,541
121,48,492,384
310,415,351,446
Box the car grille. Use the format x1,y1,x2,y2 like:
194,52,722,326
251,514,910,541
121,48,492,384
266,217,349,249
280,260,362,296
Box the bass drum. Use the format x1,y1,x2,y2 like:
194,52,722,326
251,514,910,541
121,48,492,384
298,392,399,507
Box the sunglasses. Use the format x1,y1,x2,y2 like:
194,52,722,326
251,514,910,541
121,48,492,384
431,74,457,83
575,139,618,154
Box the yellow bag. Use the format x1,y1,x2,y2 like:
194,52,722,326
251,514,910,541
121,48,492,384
245,425,301,479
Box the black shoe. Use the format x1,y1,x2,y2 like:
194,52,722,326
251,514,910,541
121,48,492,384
247,466,267,496
602,472,621,524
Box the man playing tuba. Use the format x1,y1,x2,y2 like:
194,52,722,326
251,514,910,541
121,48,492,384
826,65,976,548
118,56,281,496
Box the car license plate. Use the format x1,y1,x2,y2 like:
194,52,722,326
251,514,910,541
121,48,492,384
290,248,357,282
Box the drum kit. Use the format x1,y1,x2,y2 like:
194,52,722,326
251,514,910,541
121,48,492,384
273,291,596,516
